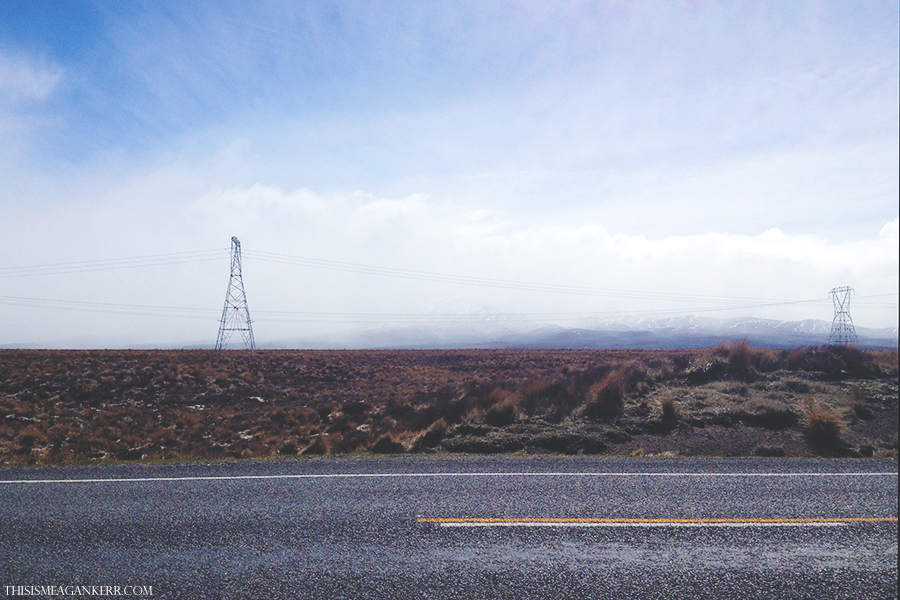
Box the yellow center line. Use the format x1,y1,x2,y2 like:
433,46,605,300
418,517,897,524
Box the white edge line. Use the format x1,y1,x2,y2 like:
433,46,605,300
0,472,896,485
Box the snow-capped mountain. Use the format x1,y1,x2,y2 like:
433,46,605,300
263,315,897,349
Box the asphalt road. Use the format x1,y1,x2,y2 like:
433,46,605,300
1,457,896,599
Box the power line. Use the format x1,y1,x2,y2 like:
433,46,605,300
1,292,895,327
0,294,840,323
1,248,896,326
0,249,229,279
240,249,823,307
0,295,218,319
5,247,896,310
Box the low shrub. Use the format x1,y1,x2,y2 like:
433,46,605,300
15,425,47,448
851,404,874,421
871,349,898,376
660,395,679,423
369,434,406,454
441,436,506,454
689,340,780,383
341,401,372,416
484,389,521,427
786,345,877,380
301,435,329,455
754,445,785,457
740,407,799,430
411,418,448,450
581,369,627,420
799,396,847,451
278,441,299,455
727,339,754,377
463,406,485,424
686,357,729,384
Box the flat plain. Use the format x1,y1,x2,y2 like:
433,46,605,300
0,343,896,465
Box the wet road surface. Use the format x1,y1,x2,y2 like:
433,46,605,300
1,457,896,599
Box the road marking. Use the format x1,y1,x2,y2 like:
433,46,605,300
0,471,897,485
418,517,899,528
438,522,847,528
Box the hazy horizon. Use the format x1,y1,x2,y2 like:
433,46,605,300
2,1,897,348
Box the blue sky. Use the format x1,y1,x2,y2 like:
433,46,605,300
1,1,897,347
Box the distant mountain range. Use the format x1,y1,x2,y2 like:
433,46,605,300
265,315,898,350
7,316,894,350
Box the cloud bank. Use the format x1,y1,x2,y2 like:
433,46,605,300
0,1,896,346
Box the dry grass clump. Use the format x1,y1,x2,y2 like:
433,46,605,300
483,388,522,426
799,395,847,450
301,435,329,455
278,440,299,455
581,368,628,420
692,339,778,382
463,406,485,424
0,346,894,463
754,445,786,457
411,418,449,451
719,339,747,370
784,345,878,380
659,394,679,423
519,377,580,422
871,348,898,376
689,340,891,384
15,425,48,449
369,433,406,454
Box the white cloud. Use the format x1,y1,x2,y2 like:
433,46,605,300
199,183,329,220
879,218,899,238
1,1,897,345
1,173,896,347
185,183,898,309
348,195,429,233
0,53,61,104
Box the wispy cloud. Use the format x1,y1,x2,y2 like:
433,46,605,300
0,1,897,345
0,53,60,103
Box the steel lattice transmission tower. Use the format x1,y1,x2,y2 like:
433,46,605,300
828,286,859,345
215,237,256,351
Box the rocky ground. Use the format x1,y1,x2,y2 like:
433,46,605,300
0,343,896,465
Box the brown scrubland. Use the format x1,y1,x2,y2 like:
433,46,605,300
0,342,896,465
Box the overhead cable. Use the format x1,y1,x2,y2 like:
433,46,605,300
240,250,821,307
0,249,229,279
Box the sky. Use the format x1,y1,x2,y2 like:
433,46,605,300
0,0,897,348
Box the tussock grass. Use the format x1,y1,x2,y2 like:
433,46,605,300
659,394,679,423
875,348,898,373
799,395,847,450
0,345,894,463
785,345,878,380
690,339,779,382
754,445,785,457
15,425,47,448
411,418,448,451
301,435,329,455
580,368,627,420
513,376,582,422
484,388,522,426
369,433,406,454
278,441,299,455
